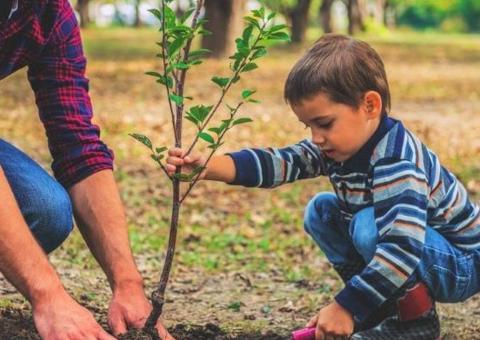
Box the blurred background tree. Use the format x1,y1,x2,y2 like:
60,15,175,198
71,0,480,46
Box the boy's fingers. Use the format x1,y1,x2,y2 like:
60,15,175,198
166,157,184,166
168,148,183,157
306,314,318,328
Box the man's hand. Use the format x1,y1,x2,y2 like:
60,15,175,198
108,283,174,340
33,290,115,340
306,301,354,340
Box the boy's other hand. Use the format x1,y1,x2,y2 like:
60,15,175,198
306,301,354,339
166,148,207,179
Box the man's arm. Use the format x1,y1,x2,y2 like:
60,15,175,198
69,169,173,338
0,167,114,340
68,170,142,290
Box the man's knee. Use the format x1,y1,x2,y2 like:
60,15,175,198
28,183,74,253
304,192,338,236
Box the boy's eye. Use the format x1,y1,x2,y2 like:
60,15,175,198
315,120,333,129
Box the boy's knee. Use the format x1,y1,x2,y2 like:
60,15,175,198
304,192,338,235
350,207,378,262
28,183,74,253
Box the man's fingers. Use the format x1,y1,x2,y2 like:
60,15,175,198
108,313,127,337
156,321,175,340
98,329,117,340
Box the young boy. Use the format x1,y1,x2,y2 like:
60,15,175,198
166,34,480,339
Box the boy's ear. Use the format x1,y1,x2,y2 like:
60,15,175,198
363,91,382,119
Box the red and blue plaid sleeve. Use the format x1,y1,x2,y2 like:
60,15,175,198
27,0,114,188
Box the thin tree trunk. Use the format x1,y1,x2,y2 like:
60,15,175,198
201,0,245,58
134,0,141,27
288,0,312,43
320,0,334,33
347,0,366,35
76,0,90,28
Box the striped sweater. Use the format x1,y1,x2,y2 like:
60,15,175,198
228,116,480,322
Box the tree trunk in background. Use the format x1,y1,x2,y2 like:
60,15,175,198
347,0,366,35
134,0,141,27
384,0,396,28
202,0,246,58
76,0,90,28
288,0,312,43
373,0,385,25
320,0,334,33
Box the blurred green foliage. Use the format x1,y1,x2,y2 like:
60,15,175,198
395,0,480,32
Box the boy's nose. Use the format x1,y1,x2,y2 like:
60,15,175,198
311,132,326,146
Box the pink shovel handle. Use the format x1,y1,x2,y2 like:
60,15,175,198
291,327,316,340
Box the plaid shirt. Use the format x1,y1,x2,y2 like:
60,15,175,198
0,0,114,188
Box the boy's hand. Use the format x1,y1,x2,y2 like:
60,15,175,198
306,301,354,339
166,148,207,179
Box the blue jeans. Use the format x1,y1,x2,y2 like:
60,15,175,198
304,192,480,303
0,140,73,253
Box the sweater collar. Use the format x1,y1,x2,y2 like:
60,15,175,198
341,115,396,172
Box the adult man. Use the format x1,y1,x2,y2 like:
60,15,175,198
0,0,172,338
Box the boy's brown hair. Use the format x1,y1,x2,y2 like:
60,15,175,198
284,34,391,115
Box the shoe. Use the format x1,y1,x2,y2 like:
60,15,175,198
351,283,441,340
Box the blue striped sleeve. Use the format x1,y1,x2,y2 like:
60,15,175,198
335,159,429,322
227,139,327,188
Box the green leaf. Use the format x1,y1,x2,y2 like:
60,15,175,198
155,147,168,154
211,76,230,88
151,153,164,162
252,47,267,60
172,62,190,69
129,133,153,150
242,63,258,73
189,105,213,123
267,12,276,21
173,173,192,182
185,115,199,126
163,6,176,28
149,8,162,20
145,71,163,78
180,7,195,23
198,132,215,144
252,8,265,19
242,89,256,99
247,98,261,104
231,75,240,83
156,75,173,88
169,94,184,106
269,31,290,42
232,117,253,126
243,16,260,29
191,165,206,176
242,25,254,45
208,121,229,135
189,48,211,59
168,38,185,56
208,142,225,150
269,24,288,33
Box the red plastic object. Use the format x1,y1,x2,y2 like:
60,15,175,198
291,327,315,340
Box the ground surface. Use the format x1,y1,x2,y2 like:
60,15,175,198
0,27,479,338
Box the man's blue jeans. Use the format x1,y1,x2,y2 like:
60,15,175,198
0,139,73,253
304,192,480,303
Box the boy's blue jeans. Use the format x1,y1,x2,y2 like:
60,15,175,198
0,139,73,253
304,192,480,303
